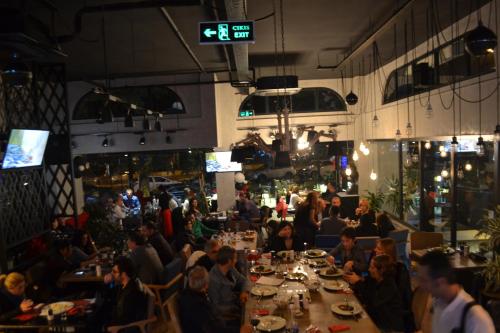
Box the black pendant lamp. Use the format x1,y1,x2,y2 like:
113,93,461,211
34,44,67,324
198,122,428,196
345,91,358,105
465,21,497,56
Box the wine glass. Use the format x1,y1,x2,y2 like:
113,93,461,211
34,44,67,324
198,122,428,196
250,311,260,332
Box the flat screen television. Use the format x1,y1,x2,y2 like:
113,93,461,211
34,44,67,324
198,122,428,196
1,129,50,169
206,151,242,173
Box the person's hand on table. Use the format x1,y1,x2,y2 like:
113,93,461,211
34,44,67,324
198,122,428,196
326,255,335,265
20,299,34,312
343,260,354,272
343,272,362,285
240,291,249,304
103,273,114,284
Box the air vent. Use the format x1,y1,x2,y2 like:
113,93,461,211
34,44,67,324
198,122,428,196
254,75,301,96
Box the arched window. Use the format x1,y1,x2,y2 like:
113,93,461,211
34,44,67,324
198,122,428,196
239,87,346,116
73,85,186,120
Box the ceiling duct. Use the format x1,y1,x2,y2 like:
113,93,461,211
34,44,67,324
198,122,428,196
254,75,301,96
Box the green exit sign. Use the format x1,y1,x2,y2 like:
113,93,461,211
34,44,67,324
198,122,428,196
239,110,254,117
199,21,254,45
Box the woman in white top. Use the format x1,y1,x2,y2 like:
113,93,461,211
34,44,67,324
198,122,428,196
288,186,302,210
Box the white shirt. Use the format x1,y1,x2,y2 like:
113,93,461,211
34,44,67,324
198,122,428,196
432,289,495,333
112,204,126,223
289,193,301,210
168,198,178,210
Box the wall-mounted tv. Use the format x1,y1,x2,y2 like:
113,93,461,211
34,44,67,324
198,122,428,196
206,151,242,173
1,129,50,169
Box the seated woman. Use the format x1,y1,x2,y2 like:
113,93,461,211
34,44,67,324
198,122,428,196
345,254,405,332
326,227,367,273
0,273,34,321
266,222,305,252
72,230,98,257
376,213,395,238
356,210,378,237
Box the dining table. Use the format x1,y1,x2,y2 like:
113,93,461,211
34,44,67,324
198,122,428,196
60,252,113,284
244,252,380,332
411,248,487,271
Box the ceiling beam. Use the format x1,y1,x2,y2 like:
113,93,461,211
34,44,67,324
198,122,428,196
224,0,251,82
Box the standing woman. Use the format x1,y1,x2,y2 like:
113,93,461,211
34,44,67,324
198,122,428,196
0,273,34,321
294,191,320,246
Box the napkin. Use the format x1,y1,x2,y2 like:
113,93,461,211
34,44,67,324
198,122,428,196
256,276,284,286
253,309,270,316
328,324,351,332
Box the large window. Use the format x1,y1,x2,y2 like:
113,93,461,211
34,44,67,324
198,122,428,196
73,85,186,120
383,35,496,104
239,87,346,116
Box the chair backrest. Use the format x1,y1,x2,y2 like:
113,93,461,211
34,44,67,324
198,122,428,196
314,234,340,251
356,236,380,251
162,257,184,284
410,231,443,251
166,292,183,333
181,244,192,263
412,286,432,332
185,250,206,271
388,229,409,261
143,285,156,320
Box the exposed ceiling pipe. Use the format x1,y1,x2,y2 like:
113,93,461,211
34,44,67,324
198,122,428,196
55,0,204,43
224,0,251,83
158,7,206,73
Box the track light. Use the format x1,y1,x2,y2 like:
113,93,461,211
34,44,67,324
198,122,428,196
139,135,146,145
102,136,109,147
143,115,150,131
165,135,172,144
125,109,134,127
154,115,162,132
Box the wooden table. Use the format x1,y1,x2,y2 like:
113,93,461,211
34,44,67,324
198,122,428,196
244,260,379,332
411,249,487,271
60,266,111,284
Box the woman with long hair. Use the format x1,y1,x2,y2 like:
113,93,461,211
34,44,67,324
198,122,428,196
266,222,305,252
293,191,320,246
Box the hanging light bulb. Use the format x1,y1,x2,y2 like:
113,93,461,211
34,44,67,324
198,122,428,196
352,150,359,161
441,168,449,178
405,122,413,136
359,141,366,152
494,124,500,141
424,141,432,150
450,136,459,152
439,145,445,152
404,154,413,167
465,20,498,56
345,91,358,105
476,136,485,156
440,150,447,158
411,154,419,163
425,102,433,118
395,129,402,141
345,165,352,176
362,146,370,156
465,161,473,171
372,114,379,127
435,175,443,182
370,169,377,181
457,167,465,179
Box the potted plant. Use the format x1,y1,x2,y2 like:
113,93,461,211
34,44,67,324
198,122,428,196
477,205,500,296
363,189,385,213
384,175,417,218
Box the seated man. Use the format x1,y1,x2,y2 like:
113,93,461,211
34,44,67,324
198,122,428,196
122,188,141,217
180,266,252,333
46,239,82,288
320,205,346,235
127,232,164,284
103,256,148,330
192,239,221,273
326,227,367,273
141,221,175,266
208,246,250,321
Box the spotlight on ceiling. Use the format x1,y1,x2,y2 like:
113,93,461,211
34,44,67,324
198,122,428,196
139,135,146,145
143,115,150,131
345,91,358,105
102,136,109,147
124,109,134,127
154,115,162,132
165,135,172,144
1,55,32,87
465,21,497,56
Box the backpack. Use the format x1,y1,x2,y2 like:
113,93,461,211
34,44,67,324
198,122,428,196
450,301,477,333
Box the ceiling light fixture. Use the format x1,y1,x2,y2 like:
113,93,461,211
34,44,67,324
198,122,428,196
450,136,459,152
154,114,162,132
345,91,358,105
372,114,379,127
476,136,485,156
424,141,432,150
465,21,497,56
425,103,433,118
370,169,377,181
352,150,359,161
102,136,109,147
139,135,146,145
345,165,352,176
124,109,134,127
165,135,172,144
465,161,473,171
395,129,402,141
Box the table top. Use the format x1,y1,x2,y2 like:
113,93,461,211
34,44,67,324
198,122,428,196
411,249,487,270
60,266,110,284
244,260,380,332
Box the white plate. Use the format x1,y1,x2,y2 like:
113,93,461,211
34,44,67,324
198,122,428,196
285,272,306,281
330,302,363,316
323,280,348,291
306,250,327,258
256,315,287,331
318,267,344,278
40,302,74,316
251,285,278,297
309,258,328,267
250,265,275,275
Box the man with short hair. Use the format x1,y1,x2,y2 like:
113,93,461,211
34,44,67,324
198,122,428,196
123,188,141,217
320,205,346,235
127,232,164,284
179,266,251,333
208,246,250,321
326,227,367,273
103,256,148,329
418,250,494,333
141,222,175,266
193,239,221,273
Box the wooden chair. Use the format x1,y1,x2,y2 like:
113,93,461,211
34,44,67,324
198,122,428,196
107,285,157,333
180,244,192,263
412,286,432,333
146,273,183,322
185,250,206,271
410,231,443,251
356,236,380,262
166,292,183,333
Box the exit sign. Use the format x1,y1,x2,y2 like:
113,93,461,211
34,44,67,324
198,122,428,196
239,110,254,117
199,21,254,45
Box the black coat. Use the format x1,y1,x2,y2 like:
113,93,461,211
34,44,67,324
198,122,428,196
353,276,405,332
0,288,22,321
179,289,238,333
110,278,148,327
356,212,378,237
148,232,175,266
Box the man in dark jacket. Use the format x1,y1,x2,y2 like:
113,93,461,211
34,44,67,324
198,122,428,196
103,256,148,331
141,221,175,266
127,232,164,284
326,227,367,273
320,205,346,235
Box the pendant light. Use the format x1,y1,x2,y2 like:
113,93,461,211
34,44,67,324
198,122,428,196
476,136,485,156
370,169,377,181
124,108,134,127
465,21,497,56
404,153,413,167
441,168,449,178
395,129,402,141
424,141,432,149
465,161,473,171
139,135,146,145
393,24,402,142
494,0,500,141
345,165,352,176
362,145,370,156
457,166,465,179
451,136,459,152
372,114,379,127
352,150,359,161
425,102,433,118
102,136,109,147
346,54,358,105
